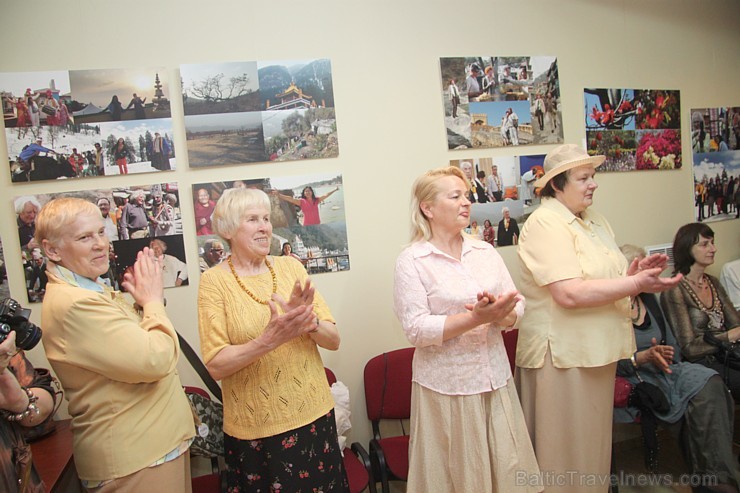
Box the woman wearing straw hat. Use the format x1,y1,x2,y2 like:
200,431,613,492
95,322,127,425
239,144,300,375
516,144,681,492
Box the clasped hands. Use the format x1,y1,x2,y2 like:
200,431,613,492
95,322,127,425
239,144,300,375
122,247,165,306
260,279,318,348
465,290,519,328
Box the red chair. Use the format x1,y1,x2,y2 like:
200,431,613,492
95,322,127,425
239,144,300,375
363,348,414,493
324,368,376,493
610,377,632,493
501,329,518,373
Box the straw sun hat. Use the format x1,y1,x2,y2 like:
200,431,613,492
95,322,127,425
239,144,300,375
533,144,606,188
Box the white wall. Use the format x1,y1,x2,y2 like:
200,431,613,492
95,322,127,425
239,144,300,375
1,0,738,446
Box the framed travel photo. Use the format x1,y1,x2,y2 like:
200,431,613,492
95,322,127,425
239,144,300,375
441,56,563,150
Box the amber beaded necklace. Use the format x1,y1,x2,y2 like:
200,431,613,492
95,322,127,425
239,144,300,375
228,255,277,305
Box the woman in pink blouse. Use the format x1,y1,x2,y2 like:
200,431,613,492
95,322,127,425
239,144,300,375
273,186,339,226
393,166,540,492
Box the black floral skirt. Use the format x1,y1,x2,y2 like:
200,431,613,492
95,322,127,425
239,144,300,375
225,409,349,493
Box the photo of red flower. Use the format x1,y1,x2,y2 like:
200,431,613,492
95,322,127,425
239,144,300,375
585,89,635,131
584,88,682,172
634,90,680,130
635,129,682,170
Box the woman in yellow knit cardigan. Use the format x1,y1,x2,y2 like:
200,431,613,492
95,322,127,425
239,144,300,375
197,188,348,492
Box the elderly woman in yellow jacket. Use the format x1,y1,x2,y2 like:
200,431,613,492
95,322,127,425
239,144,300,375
37,197,194,492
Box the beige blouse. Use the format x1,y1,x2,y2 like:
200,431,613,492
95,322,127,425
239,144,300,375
516,197,635,368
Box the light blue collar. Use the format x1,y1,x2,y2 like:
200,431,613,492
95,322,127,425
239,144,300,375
53,264,106,293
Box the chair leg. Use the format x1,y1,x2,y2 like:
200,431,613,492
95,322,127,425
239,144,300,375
369,441,391,493
351,442,377,493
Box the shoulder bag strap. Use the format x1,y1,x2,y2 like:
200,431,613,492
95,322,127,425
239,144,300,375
640,293,667,345
177,332,222,403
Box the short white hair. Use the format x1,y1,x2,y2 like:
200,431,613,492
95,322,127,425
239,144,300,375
212,188,271,244
15,196,42,215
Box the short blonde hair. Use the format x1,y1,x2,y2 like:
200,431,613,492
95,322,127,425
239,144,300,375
212,188,271,244
35,197,101,251
409,166,467,242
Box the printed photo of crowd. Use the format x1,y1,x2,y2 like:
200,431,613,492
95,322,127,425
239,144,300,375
1,68,176,182
15,182,187,303
441,56,563,150
691,106,740,223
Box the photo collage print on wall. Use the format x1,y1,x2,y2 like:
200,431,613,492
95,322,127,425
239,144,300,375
440,56,563,150
584,88,682,172
15,183,187,303
690,106,740,223
450,153,545,249
1,68,176,182
192,172,348,275
180,59,338,168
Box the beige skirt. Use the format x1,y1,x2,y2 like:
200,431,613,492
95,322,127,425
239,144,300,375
517,348,616,493
407,379,541,493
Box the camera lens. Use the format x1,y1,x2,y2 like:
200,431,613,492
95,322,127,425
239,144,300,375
0,323,10,343
4,317,42,351
15,322,42,350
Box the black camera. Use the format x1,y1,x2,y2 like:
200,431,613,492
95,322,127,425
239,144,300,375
0,298,42,350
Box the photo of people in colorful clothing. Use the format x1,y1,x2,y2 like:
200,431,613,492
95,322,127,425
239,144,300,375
691,107,740,223
15,182,186,303
2,68,175,182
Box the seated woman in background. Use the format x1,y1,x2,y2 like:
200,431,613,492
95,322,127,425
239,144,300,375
618,244,738,492
660,223,740,400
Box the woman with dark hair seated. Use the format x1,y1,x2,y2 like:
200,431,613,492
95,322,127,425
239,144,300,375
660,223,740,399
619,245,738,492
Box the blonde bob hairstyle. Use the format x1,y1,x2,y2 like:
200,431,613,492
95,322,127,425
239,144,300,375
35,197,101,252
211,188,271,245
409,166,467,242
